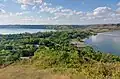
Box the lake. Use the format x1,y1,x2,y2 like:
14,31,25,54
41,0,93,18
0,28,54,34
0,25,55,34
85,31,120,55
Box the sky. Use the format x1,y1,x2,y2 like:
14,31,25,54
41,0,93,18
0,0,120,25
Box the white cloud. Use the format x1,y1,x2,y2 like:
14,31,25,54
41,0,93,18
34,0,42,4
38,2,85,20
17,0,43,5
32,6,36,10
0,4,5,8
61,9,71,12
0,9,6,14
37,4,120,24
21,4,28,10
17,0,43,10
116,7,120,13
39,3,61,13
117,2,120,6
39,6,57,13
75,11,83,15
16,11,29,16
0,0,6,2
93,7,113,16
43,2,52,6
116,2,120,14
0,1,120,25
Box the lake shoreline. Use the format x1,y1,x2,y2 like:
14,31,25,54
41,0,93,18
84,30,120,55
0,28,55,35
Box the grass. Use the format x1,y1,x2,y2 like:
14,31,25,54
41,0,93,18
0,62,120,79
0,65,71,79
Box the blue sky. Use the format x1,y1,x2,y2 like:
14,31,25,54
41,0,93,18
0,0,120,25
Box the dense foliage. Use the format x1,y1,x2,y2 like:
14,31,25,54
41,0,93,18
0,30,120,66
0,30,93,65
46,25,88,30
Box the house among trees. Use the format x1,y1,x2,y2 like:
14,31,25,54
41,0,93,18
71,41,86,48
20,56,32,60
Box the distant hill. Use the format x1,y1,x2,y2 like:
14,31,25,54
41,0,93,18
0,24,119,30
86,24,120,30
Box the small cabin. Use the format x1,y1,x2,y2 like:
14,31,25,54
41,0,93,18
34,44,40,47
71,41,86,48
20,56,32,60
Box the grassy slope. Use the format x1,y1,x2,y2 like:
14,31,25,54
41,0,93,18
0,62,120,79
0,65,71,79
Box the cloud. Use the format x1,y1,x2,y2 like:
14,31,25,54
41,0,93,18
39,6,57,13
93,7,113,16
0,0,7,2
116,7,120,13
17,0,43,10
37,3,120,24
0,1,120,25
61,9,72,12
32,5,36,10
21,4,28,10
17,0,43,5
38,2,84,20
116,2,120,14
0,9,6,14
117,2,120,6
0,4,5,8
39,3,61,13
16,11,30,16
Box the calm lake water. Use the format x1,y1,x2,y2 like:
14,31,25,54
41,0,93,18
0,28,54,34
85,31,120,55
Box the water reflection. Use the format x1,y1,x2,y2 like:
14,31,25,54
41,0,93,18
85,31,120,55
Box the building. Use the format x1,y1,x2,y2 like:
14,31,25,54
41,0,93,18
71,41,86,48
